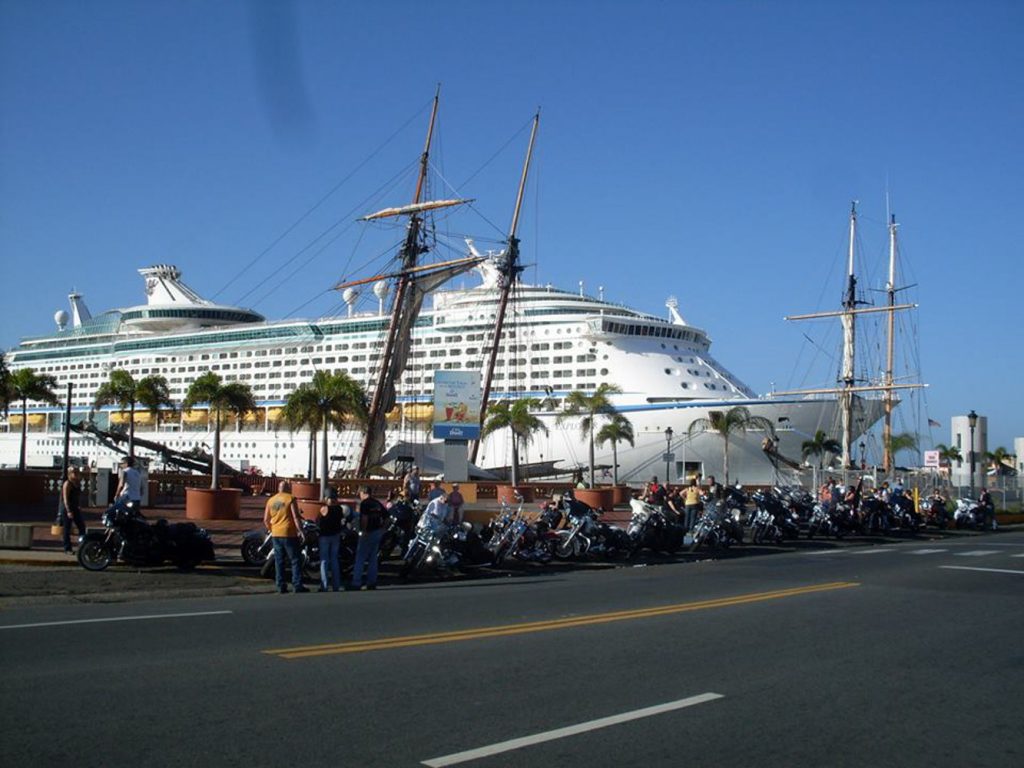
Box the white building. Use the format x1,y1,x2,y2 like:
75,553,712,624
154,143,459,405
949,413,988,493
1016,437,1024,489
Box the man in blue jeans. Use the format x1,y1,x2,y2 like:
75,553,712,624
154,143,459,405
349,485,386,591
263,480,308,594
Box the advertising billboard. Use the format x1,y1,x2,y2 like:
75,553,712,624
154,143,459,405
432,371,481,440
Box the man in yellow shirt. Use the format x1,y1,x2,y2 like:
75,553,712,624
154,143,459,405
263,481,308,594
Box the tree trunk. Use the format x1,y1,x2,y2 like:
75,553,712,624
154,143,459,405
18,397,27,474
128,401,136,458
211,411,221,490
612,441,619,486
320,412,329,500
511,433,520,487
588,422,595,488
723,435,730,486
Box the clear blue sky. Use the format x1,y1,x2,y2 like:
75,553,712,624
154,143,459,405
2,0,1021,456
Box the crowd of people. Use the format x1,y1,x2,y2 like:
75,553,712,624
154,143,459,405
262,464,468,594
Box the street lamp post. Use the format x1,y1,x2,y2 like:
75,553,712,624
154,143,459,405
968,409,978,499
664,426,674,486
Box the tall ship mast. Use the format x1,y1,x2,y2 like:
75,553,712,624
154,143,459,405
352,89,475,476
469,111,540,466
776,203,924,475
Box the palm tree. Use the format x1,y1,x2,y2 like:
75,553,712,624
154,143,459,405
886,432,918,467
934,443,963,484
136,375,175,432
801,430,842,471
8,367,59,473
986,446,1012,474
183,372,257,490
687,405,776,485
93,369,141,458
595,414,635,486
281,371,368,499
482,398,548,487
555,383,622,488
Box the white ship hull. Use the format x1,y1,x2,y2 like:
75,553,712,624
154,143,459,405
1,261,884,486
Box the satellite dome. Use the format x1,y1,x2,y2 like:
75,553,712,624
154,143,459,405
54,310,69,330
342,287,359,305
372,280,390,300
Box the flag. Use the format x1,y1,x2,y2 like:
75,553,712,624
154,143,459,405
928,418,941,428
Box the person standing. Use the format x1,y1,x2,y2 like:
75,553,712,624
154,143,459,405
115,456,143,507
350,485,387,591
263,480,308,594
404,466,422,502
705,475,722,501
318,487,345,592
60,466,86,554
448,483,465,525
979,487,996,530
683,478,702,531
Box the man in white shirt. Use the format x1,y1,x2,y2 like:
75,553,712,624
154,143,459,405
420,490,450,528
115,456,143,505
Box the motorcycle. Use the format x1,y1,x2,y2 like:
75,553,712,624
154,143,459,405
78,500,215,572
953,498,986,530
922,495,950,529
256,518,357,582
749,490,800,543
806,502,847,539
400,514,457,578
628,498,686,555
889,493,923,532
378,499,415,562
688,500,742,552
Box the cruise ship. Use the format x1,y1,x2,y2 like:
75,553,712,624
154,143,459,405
0,259,882,485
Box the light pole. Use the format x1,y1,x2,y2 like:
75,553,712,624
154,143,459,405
968,409,978,499
664,426,674,485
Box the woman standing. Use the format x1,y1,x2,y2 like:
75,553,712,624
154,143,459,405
60,467,86,554
318,487,345,592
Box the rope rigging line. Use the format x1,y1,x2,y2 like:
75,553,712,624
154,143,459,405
238,159,420,308
210,100,434,303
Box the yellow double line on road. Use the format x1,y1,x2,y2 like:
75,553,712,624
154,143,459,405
264,581,858,660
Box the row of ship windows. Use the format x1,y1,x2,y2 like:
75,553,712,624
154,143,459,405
36,347,602,379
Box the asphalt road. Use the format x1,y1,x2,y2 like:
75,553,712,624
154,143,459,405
2,532,1022,767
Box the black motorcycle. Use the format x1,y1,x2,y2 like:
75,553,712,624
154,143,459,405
78,501,215,572
628,498,686,555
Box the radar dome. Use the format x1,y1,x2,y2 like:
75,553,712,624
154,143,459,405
54,310,69,330
372,280,389,300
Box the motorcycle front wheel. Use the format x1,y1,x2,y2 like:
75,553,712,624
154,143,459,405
78,540,113,571
241,537,263,566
